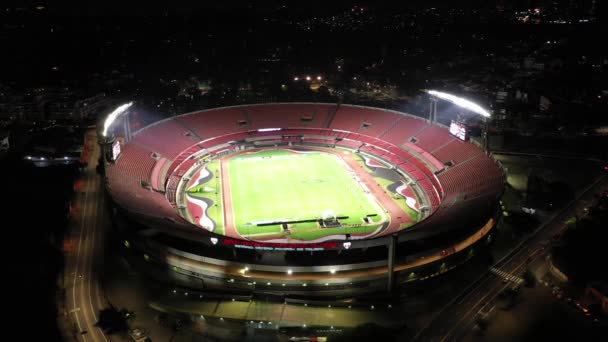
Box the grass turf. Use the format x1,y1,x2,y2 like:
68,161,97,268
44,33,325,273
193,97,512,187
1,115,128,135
228,150,384,240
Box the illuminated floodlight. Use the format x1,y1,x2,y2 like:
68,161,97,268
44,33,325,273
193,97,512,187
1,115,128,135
305,76,311,81
330,269,336,274
102,102,133,137
294,77,299,81
317,76,322,80
257,128,281,132
287,269,293,275
425,90,491,118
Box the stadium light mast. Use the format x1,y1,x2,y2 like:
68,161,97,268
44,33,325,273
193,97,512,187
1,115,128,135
423,90,492,151
102,102,133,141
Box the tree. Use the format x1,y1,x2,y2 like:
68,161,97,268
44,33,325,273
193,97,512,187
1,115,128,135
475,316,489,333
523,269,536,287
96,306,135,334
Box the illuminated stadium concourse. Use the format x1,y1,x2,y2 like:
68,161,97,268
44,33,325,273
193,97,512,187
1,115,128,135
101,102,504,297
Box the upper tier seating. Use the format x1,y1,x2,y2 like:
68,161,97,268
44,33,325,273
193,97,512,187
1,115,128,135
412,125,454,152
133,119,198,159
111,143,156,184
106,169,182,221
431,139,482,164
330,106,403,137
246,104,335,129
437,155,504,206
379,116,429,146
176,107,249,140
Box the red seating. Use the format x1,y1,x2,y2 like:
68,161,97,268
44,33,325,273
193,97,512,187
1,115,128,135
176,107,249,139
111,143,155,183
418,178,441,210
134,119,198,159
413,125,454,152
106,168,181,221
246,104,335,129
330,106,402,136
303,138,335,145
380,116,429,145
335,139,362,149
150,157,170,191
431,140,482,164
437,155,504,205
165,158,197,206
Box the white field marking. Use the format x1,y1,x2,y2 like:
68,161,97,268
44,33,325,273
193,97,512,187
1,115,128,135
186,166,210,191
234,150,385,241
396,183,420,212
186,196,215,231
363,155,388,169
333,154,387,224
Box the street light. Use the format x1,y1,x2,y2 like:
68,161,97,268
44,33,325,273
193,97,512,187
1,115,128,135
102,102,133,137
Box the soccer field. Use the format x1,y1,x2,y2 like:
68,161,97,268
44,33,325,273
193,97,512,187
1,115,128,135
227,149,385,240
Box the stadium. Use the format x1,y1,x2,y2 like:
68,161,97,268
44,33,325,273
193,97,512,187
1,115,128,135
102,102,504,298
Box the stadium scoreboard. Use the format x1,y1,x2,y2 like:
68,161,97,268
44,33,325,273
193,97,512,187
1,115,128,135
449,120,467,141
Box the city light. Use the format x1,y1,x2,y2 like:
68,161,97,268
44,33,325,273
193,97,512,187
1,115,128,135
425,90,491,118
102,102,133,137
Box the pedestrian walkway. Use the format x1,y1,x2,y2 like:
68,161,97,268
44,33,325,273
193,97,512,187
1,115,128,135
150,296,403,329
490,267,524,285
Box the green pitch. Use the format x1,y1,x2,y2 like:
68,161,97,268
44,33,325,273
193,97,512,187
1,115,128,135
228,150,385,240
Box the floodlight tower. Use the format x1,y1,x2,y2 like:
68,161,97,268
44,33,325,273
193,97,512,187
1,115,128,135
423,90,492,151
98,102,133,163
429,96,439,124
101,102,134,142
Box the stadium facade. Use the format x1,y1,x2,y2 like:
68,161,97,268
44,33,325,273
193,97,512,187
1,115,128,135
102,103,504,297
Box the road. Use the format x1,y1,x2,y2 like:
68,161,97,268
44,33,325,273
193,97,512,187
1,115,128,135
413,174,607,342
64,130,111,342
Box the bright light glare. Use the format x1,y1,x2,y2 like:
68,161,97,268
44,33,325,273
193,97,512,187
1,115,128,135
426,90,491,118
257,128,281,132
102,102,133,137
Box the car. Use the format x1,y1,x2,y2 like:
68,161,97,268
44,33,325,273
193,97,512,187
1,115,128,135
129,328,149,342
